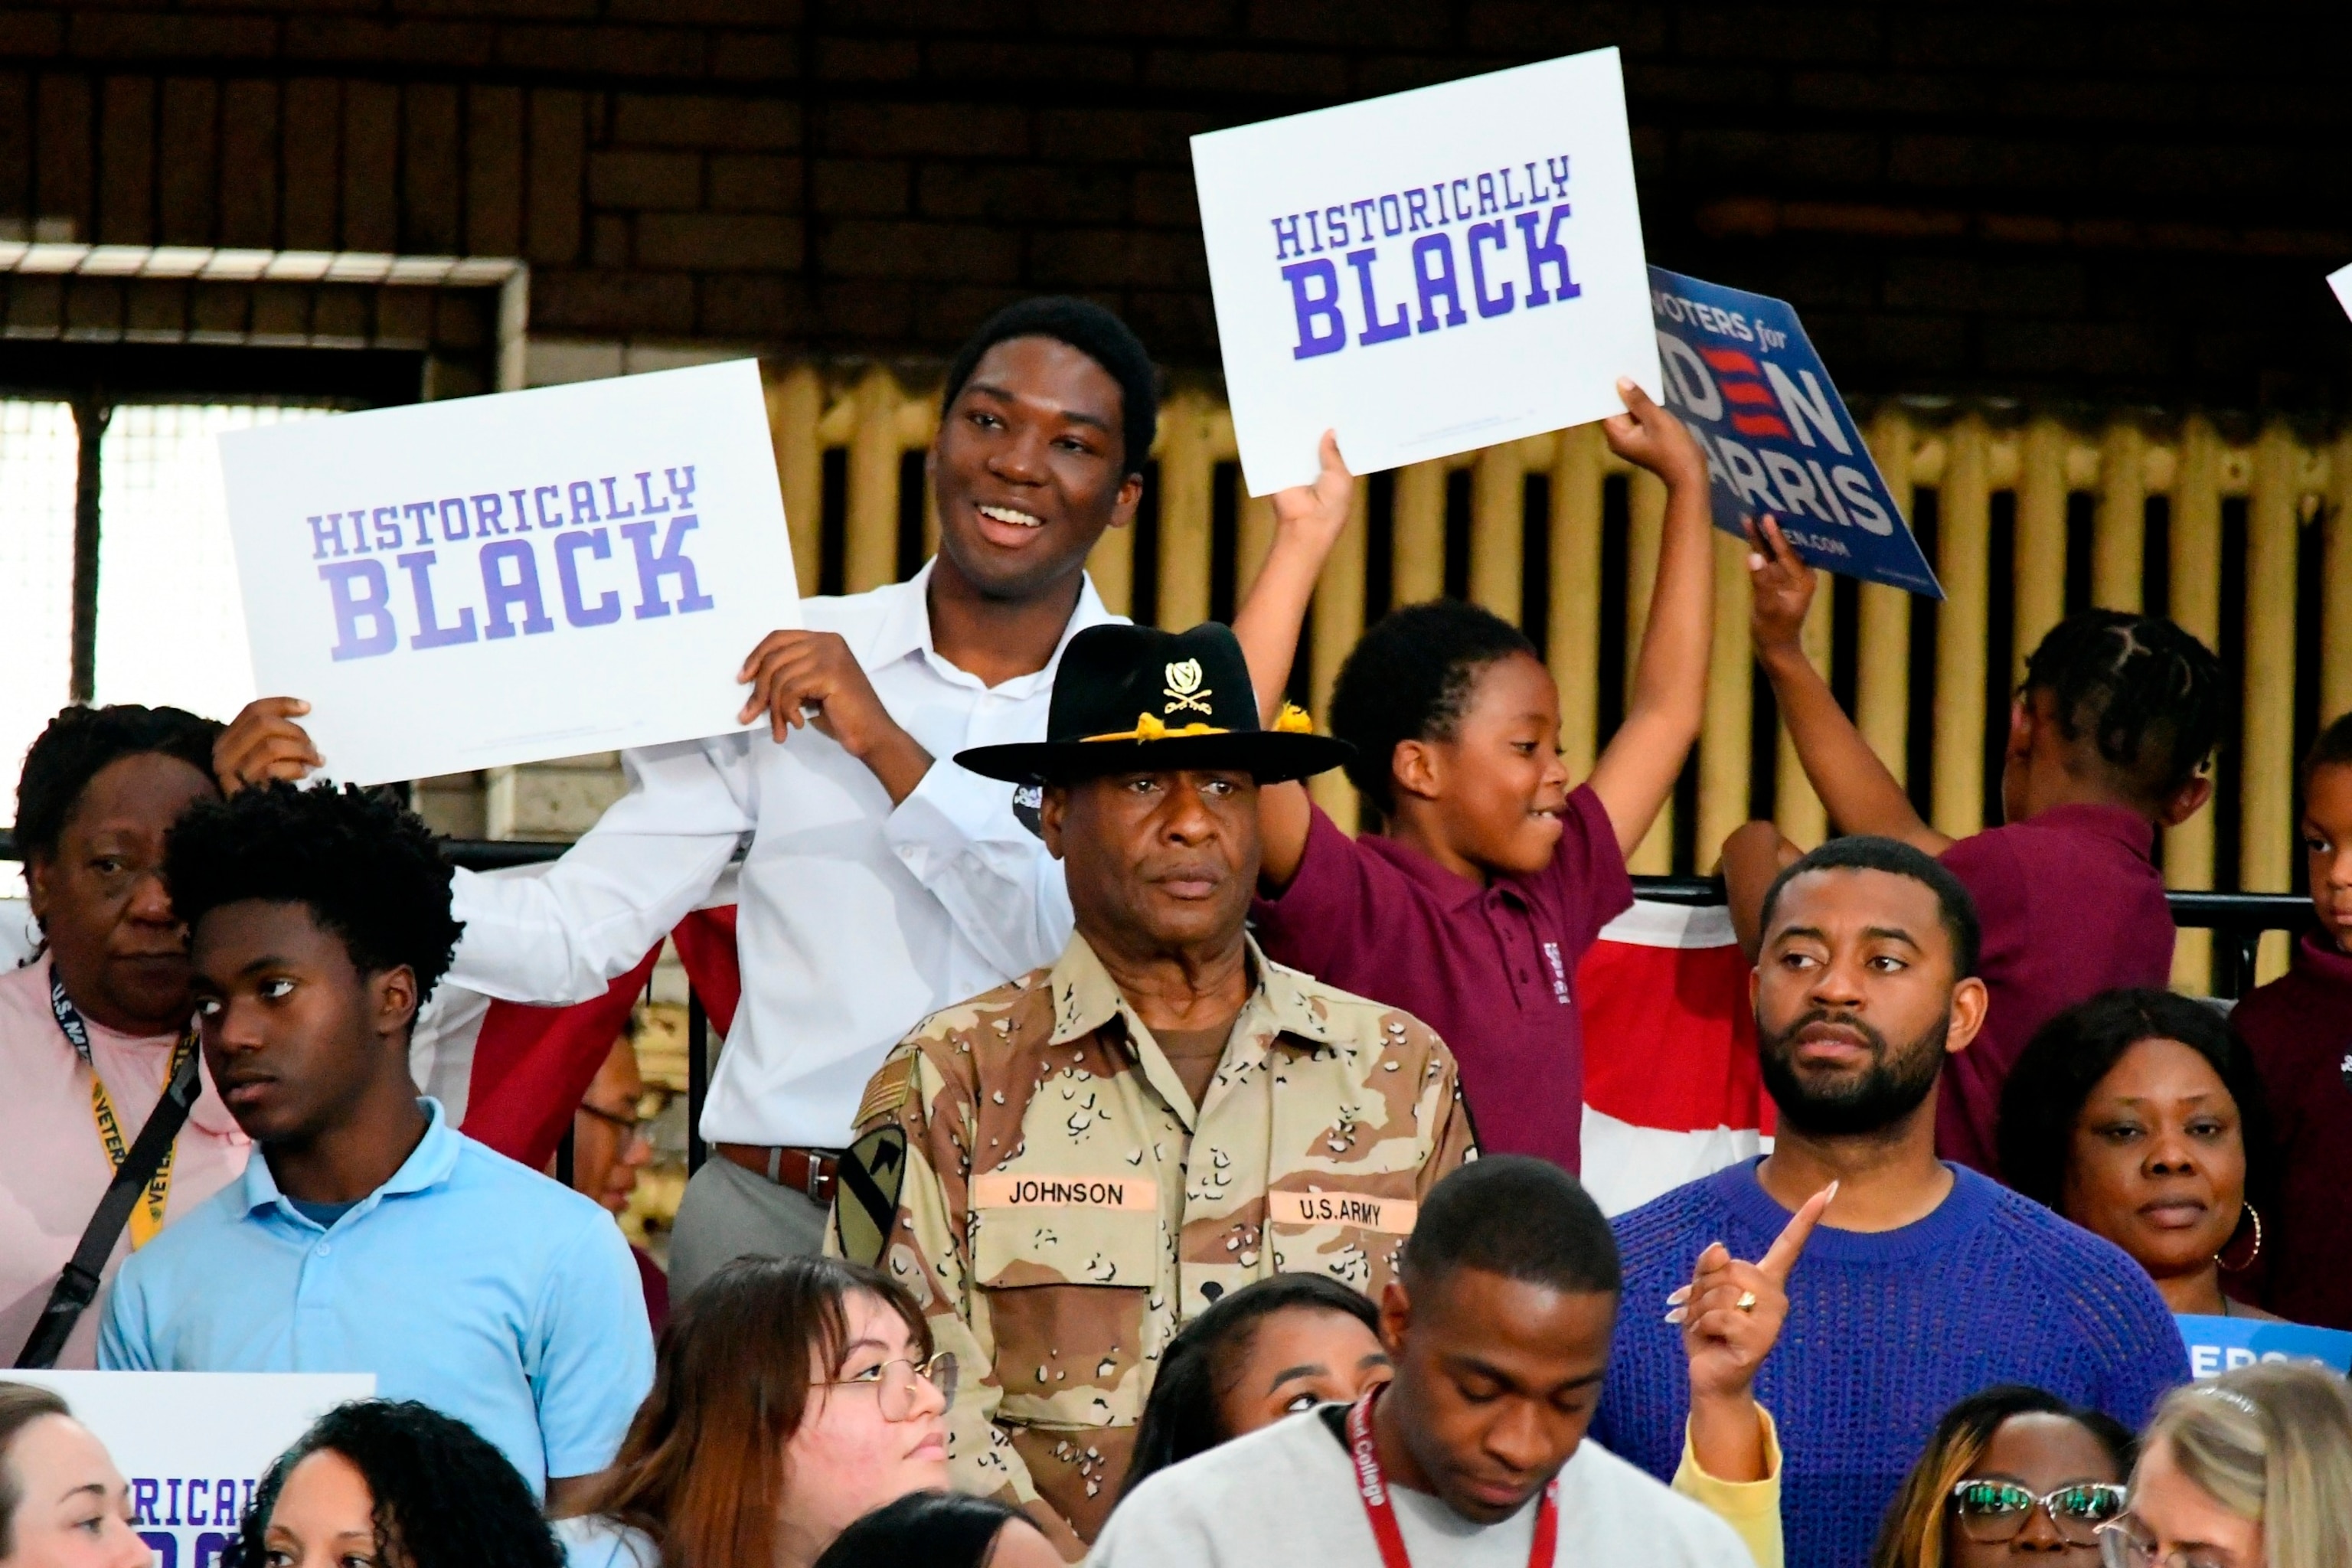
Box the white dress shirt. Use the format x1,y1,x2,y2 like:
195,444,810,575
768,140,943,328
443,560,1120,1148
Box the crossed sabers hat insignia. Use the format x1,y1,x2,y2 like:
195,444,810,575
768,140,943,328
1163,658,1213,716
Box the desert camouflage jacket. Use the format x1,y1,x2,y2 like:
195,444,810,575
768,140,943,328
826,929,1475,1543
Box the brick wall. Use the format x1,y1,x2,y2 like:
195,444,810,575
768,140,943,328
4,2,2350,410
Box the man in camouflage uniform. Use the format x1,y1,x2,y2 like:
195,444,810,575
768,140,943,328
828,622,1475,1551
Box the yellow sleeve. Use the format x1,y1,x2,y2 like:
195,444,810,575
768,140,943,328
1671,1404,1783,1568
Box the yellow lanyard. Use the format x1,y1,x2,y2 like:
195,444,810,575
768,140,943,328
86,1047,190,1250
51,969,191,1251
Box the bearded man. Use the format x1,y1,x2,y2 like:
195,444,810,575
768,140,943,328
1587,837,2188,1568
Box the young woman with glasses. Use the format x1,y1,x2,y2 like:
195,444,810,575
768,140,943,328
557,1255,956,1568
1871,1385,2136,1566
2098,1363,2352,1568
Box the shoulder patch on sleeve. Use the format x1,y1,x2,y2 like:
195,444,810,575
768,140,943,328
854,1051,917,1131
833,1125,910,1267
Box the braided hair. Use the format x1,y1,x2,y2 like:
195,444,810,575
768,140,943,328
1329,600,1539,818
2018,609,2223,808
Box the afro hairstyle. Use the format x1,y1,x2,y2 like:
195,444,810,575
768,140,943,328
164,782,463,1003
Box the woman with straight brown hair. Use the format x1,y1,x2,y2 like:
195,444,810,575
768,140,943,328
556,1254,955,1568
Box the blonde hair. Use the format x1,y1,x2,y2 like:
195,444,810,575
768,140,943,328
2141,1364,2352,1568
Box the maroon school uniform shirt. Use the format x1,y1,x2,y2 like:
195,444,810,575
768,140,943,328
1939,803,2176,1177
1249,784,1633,1171
2230,933,2352,1331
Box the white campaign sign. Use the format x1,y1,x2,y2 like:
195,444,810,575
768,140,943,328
1192,47,1661,496
11,1370,374,1568
218,360,799,785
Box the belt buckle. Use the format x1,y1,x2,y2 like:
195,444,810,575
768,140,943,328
805,1155,829,1203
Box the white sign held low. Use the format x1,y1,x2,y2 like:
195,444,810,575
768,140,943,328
1192,47,1661,495
11,1370,374,1566
218,360,800,786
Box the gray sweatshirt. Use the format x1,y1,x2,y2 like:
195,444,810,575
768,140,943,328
1088,1405,1751,1568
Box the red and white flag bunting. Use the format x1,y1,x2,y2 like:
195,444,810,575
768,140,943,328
8,888,1770,1204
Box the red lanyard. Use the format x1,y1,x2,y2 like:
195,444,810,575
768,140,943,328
1345,1386,1560,1568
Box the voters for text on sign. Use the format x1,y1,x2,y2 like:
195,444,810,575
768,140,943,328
1191,47,1661,496
217,360,801,786
1648,265,1943,598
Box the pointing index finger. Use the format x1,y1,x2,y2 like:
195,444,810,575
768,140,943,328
1757,1181,1836,1285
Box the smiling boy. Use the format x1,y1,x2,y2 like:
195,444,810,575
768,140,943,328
97,783,652,1508
214,298,1155,1294
1231,383,1714,1171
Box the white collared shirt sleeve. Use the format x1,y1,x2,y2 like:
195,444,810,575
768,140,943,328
883,760,1073,982
446,737,751,1006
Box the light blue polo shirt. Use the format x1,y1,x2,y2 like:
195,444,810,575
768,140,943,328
99,1099,653,1497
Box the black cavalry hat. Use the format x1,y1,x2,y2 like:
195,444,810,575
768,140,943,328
956,622,1352,785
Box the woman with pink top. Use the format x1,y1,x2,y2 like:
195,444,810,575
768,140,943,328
0,705,250,1368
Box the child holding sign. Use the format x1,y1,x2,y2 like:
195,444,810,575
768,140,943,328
1723,517,2225,1181
2229,711,2352,1330
1234,379,1713,1171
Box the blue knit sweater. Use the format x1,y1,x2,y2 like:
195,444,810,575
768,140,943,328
1592,1161,2188,1568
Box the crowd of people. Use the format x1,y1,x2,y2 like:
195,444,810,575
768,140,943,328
2,292,2351,1567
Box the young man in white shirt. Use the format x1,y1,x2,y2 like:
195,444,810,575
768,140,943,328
1092,1157,1757,1568
213,298,1155,1291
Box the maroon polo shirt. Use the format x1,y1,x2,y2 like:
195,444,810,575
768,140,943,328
1249,785,1632,1171
2230,933,2352,1331
1939,802,2176,1178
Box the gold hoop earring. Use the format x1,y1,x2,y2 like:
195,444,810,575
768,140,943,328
2217,1203,2262,1272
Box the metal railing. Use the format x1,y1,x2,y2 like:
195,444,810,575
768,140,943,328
5,831,2312,1184
759,364,2350,995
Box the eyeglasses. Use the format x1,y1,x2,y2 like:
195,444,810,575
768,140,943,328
1950,1478,2126,1545
818,1352,957,1421
2096,1517,2239,1568
576,1097,662,1145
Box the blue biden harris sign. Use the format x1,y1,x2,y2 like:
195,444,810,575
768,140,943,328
1648,266,1942,598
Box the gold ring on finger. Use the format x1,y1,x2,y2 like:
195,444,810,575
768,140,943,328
1734,1289,1759,1313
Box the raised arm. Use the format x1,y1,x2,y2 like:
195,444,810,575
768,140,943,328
1586,381,1714,858
215,697,323,791
1748,517,1949,854
445,741,746,1006
1232,430,1351,889
1721,819,1802,962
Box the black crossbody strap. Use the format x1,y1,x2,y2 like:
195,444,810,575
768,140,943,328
14,1038,201,1369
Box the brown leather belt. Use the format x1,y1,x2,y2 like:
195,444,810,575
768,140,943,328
716,1143,840,1204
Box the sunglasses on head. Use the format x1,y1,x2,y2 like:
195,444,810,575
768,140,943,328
1949,1478,2127,1545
